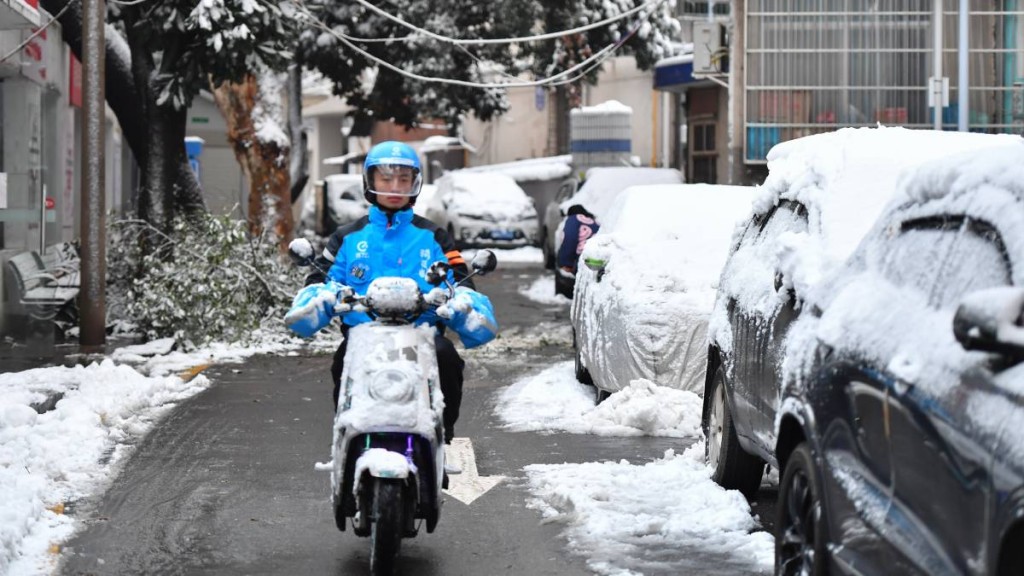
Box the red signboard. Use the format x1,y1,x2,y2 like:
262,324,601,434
45,196,55,210
69,54,82,107
24,0,39,8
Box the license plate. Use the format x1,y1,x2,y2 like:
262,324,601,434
491,229,515,240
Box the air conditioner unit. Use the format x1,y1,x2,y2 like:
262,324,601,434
693,22,726,76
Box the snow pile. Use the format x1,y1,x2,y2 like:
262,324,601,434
495,362,703,438
517,276,570,306
0,361,211,576
525,446,773,576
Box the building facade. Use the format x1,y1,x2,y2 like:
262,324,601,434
656,0,1024,185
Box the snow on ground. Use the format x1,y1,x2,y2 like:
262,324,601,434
497,362,773,575
496,362,702,437
517,275,571,306
0,330,335,575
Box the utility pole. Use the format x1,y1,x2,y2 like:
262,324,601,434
80,0,106,348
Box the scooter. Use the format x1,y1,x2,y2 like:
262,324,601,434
287,238,497,575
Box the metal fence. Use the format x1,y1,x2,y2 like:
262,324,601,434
744,0,1024,162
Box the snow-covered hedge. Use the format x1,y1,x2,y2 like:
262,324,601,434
107,213,302,345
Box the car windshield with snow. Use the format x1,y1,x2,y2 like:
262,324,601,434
702,126,1024,499
437,172,539,249
771,142,1024,575
571,183,756,402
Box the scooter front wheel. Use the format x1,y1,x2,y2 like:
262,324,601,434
370,478,404,576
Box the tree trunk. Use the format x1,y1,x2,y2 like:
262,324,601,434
212,74,293,252
287,64,309,205
40,0,206,223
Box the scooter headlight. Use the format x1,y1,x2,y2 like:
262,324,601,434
368,368,415,403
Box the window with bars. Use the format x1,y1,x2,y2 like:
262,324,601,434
744,0,1024,163
690,122,718,183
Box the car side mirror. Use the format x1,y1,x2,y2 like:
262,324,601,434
953,286,1024,359
471,250,498,276
288,238,315,267
584,257,606,282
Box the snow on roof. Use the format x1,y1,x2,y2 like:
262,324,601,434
563,167,683,220
461,155,573,182
419,135,463,154
571,99,633,115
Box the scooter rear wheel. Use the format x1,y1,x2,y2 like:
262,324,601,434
370,478,404,576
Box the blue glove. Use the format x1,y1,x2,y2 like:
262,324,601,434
442,287,498,349
284,282,349,338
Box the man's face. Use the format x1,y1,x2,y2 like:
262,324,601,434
372,165,415,210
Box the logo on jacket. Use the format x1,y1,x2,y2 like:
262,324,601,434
356,240,369,256
350,262,370,281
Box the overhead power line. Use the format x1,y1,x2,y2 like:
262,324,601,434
350,0,666,45
288,0,657,89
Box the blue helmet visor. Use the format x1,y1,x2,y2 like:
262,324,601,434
366,164,422,198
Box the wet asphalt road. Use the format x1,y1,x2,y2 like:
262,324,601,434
58,262,776,576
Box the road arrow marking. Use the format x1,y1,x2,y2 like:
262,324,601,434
443,437,505,505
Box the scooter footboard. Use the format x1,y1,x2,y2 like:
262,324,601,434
338,432,442,531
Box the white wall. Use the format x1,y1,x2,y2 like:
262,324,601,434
462,56,661,167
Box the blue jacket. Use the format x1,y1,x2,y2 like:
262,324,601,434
293,206,498,347
557,213,600,270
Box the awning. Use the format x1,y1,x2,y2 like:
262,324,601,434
653,53,727,93
0,0,40,29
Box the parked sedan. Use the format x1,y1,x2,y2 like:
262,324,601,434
702,127,1024,499
436,171,539,248
299,174,369,235
773,143,1024,575
547,167,683,297
571,183,756,400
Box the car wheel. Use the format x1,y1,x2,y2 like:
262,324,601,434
572,330,594,386
776,443,829,576
705,362,764,498
555,273,574,299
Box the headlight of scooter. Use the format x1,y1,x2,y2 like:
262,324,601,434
368,368,415,403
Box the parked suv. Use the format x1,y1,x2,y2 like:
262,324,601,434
772,143,1024,575
701,127,1022,499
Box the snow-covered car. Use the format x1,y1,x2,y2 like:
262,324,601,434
546,167,683,296
299,174,369,235
571,183,756,401
702,127,1024,499
436,172,539,248
772,143,1024,575
412,183,444,225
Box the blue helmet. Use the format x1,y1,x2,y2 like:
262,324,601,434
363,141,423,207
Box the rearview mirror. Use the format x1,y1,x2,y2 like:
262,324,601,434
953,286,1024,359
471,250,498,275
288,238,315,267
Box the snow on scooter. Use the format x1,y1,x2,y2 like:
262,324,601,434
284,237,497,575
